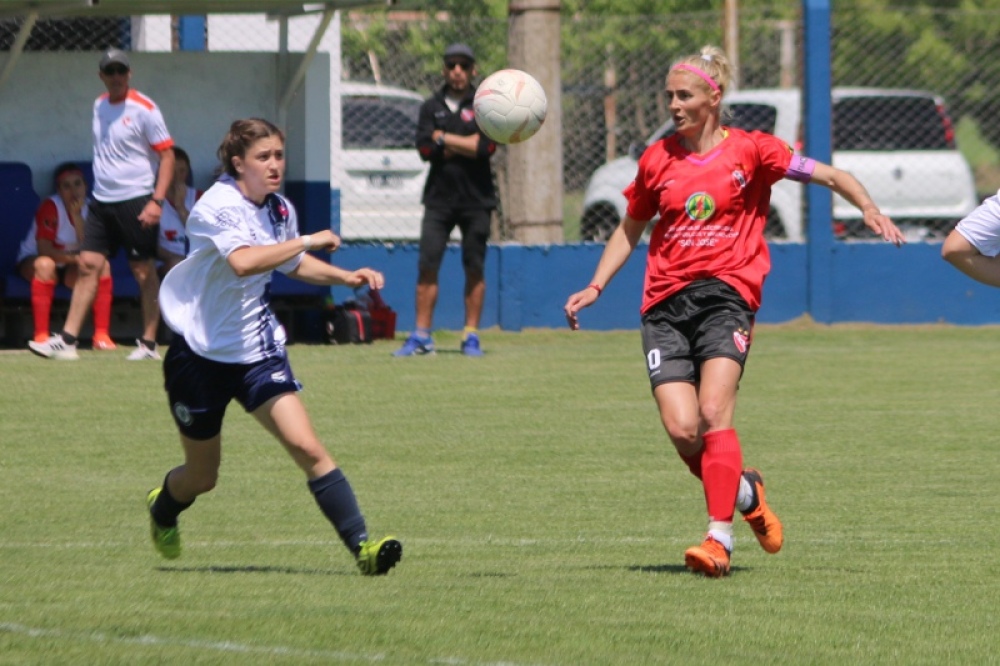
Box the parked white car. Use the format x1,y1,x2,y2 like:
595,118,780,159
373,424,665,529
580,87,978,242
333,82,429,241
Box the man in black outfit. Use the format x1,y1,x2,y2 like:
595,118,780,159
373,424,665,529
393,43,497,357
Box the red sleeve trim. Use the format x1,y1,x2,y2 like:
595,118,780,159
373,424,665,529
127,89,156,111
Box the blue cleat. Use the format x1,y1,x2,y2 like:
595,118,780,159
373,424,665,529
460,332,484,357
393,333,435,357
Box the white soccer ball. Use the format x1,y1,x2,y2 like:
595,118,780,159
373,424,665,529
473,69,548,144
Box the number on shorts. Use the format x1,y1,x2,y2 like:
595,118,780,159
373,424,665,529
647,348,661,371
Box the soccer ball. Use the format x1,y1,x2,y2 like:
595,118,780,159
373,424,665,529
473,69,547,144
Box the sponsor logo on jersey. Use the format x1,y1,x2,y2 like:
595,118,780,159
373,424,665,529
685,192,716,221
461,108,476,123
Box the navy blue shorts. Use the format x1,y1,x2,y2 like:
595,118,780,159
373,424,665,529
639,279,755,389
163,336,303,440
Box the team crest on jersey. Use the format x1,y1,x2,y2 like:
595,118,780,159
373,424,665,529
732,327,750,354
685,192,716,221
461,108,476,123
732,168,747,191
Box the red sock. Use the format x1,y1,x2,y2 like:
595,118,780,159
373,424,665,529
701,429,743,523
93,275,113,337
30,277,56,340
679,449,703,479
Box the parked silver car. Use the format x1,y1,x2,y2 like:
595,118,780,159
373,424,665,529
333,82,429,241
579,87,978,241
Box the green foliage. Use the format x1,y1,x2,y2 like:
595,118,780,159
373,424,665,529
2,326,1000,663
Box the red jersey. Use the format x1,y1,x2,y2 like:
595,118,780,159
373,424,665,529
625,128,795,313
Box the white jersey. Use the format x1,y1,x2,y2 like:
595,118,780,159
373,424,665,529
955,188,1000,257
92,89,173,202
158,188,198,257
16,195,82,265
159,175,304,364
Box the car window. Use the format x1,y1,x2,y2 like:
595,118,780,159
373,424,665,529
833,96,950,151
726,103,778,134
649,102,778,144
343,97,420,150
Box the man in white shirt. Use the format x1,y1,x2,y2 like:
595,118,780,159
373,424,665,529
29,48,175,361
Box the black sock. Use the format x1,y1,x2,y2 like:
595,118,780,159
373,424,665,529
151,472,194,527
307,468,368,553
139,338,156,350
59,331,77,345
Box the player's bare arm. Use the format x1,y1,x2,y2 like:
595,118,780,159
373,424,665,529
139,147,175,227
564,215,645,329
809,162,905,246
227,230,340,277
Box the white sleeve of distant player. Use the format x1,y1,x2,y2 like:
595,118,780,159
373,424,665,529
955,193,1000,257
276,199,304,275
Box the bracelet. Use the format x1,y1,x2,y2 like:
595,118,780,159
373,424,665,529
301,234,313,251
587,283,603,296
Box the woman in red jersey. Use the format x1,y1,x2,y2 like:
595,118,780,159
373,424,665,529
564,45,904,578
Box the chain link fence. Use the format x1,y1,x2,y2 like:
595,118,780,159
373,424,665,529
3,6,999,243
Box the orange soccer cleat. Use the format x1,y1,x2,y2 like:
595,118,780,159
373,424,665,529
684,534,731,578
741,468,783,554
92,333,117,351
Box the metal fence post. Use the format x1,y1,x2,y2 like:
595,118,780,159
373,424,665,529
803,0,833,323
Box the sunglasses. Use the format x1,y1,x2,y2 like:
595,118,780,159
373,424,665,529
445,60,473,72
102,65,129,76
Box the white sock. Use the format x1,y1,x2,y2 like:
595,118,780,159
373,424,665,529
707,522,733,552
735,474,753,513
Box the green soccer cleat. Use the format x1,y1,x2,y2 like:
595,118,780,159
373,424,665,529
146,487,181,560
355,536,402,576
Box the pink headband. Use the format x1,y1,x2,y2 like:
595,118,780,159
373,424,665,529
671,63,720,92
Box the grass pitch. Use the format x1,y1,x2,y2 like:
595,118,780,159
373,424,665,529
1,326,998,664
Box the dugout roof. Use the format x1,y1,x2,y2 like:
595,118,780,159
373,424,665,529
0,1,386,20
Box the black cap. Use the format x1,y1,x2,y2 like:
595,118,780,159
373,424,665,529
443,43,475,62
99,48,130,70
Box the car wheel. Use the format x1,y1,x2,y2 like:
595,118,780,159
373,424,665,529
581,204,620,241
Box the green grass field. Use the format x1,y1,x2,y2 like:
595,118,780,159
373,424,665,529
2,325,998,665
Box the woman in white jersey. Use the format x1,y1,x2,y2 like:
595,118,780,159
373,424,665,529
942,189,1000,286
16,163,116,349
157,146,199,275
147,118,401,575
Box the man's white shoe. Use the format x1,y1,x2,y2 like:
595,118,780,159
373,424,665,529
28,334,79,360
126,339,161,361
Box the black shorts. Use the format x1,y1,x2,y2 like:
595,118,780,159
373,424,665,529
640,279,755,389
417,207,492,276
82,195,159,261
163,336,303,440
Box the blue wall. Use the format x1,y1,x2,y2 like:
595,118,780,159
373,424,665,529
326,241,1000,332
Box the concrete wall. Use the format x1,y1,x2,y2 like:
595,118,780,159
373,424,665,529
0,51,328,200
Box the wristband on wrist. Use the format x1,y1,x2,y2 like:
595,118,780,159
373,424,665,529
587,283,603,296
301,234,313,251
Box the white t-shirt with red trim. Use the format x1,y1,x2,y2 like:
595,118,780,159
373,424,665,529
158,188,200,257
16,195,83,265
92,89,174,202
